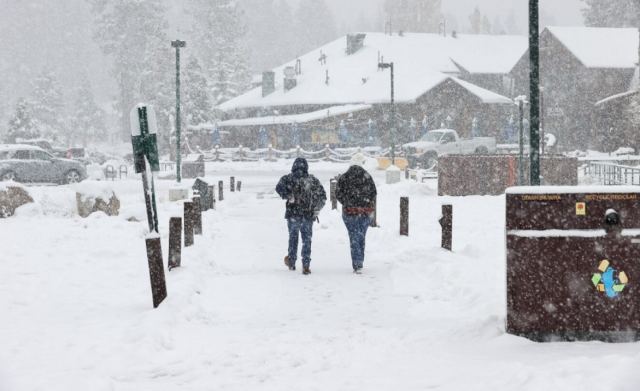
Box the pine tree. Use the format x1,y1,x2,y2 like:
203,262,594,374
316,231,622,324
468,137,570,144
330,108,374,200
190,0,250,106
469,7,482,34
69,75,106,147
30,69,66,142
6,98,39,143
582,0,640,27
89,0,170,141
183,56,212,126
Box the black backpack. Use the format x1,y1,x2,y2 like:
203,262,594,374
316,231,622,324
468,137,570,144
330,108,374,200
291,176,325,215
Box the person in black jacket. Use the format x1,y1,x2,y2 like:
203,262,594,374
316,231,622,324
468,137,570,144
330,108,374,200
336,164,377,273
276,158,326,275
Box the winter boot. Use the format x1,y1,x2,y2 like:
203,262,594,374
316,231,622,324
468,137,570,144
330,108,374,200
284,255,295,271
302,265,311,275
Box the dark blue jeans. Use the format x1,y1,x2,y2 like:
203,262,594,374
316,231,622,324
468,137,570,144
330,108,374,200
287,217,314,267
342,214,371,269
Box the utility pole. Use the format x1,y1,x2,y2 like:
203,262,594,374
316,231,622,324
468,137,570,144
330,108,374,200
528,0,541,185
378,61,395,165
540,86,545,155
171,39,186,183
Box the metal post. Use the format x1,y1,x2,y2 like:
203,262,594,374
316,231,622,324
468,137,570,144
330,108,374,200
540,86,545,156
145,237,167,308
390,62,396,165
529,0,541,185
439,205,453,251
172,40,186,183
218,180,224,201
400,197,409,236
184,201,194,247
330,179,337,210
518,100,525,185
168,217,182,270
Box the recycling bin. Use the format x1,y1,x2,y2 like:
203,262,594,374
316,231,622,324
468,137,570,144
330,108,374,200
506,187,640,342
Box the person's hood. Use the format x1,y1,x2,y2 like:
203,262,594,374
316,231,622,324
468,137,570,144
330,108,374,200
291,157,308,178
346,164,367,177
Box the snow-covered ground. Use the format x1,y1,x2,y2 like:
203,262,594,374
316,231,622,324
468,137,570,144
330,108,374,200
1,161,639,391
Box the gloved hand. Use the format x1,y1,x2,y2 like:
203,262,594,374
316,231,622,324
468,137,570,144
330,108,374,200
313,210,320,219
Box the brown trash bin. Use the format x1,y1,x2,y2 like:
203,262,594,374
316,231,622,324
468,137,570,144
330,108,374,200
182,154,205,179
506,186,640,341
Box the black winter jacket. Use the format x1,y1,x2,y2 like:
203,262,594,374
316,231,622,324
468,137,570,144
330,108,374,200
336,165,377,214
276,158,326,219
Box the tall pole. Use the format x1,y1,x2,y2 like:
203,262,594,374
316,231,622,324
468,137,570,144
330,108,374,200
528,0,541,185
390,62,395,165
518,99,525,185
171,40,186,183
540,86,545,155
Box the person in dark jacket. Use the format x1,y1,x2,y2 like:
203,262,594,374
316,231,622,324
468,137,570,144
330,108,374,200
336,164,377,273
276,158,326,275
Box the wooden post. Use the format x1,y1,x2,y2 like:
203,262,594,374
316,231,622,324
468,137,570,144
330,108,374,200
440,204,452,251
400,197,409,236
208,185,216,209
218,180,224,201
369,196,378,228
230,176,235,192
192,196,202,235
237,181,242,192
405,168,410,180
145,237,167,308
168,217,182,270
330,179,337,210
184,201,194,247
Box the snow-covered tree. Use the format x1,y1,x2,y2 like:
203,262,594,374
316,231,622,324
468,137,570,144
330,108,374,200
30,69,65,141
582,0,640,27
68,75,106,147
190,0,250,106
89,0,170,141
481,15,491,34
5,98,39,143
469,7,482,34
183,56,212,126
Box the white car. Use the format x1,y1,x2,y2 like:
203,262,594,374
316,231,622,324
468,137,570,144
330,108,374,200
404,129,497,168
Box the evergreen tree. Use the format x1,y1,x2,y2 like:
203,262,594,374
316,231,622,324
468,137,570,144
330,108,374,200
183,56,212,126
469,7,482,34
30,69,66,142
69,75,106,147
6,98,39,143
481,15,492,34
294,0,338,55
190,0,250,105
240,0,281,73
581,0,640,27
89,0,170,141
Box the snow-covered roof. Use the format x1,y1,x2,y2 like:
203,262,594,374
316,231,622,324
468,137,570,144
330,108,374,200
219,32,525,111
546,27,639,69
595,89,639,107
0,144,44,152
449,77,513,104
218,104,372,127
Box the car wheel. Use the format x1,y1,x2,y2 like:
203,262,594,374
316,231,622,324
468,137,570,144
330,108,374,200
475,146,489,154
1,171,16,182
65,170,81,184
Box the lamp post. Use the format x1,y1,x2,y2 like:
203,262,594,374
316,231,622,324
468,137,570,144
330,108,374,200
171,39,186,183
528,0,541,185
515,96,528,186
378,61,395,165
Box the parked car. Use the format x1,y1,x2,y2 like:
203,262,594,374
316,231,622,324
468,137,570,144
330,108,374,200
15,138,67,157
0,144,88,184
403,129,497,168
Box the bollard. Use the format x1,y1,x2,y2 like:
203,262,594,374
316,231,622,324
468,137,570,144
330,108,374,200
230,176,235,192
184,201,195,247
439,204,453,251
145,236,167,308
168,217,182,270
218,180,224,201
405,168,410,180
369,196,378,228
208,185,216,209
192,196,202,235
400,197,409,236
330,179,337,210
237,181,242,192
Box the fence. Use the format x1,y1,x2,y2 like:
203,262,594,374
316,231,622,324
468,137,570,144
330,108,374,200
586,162,640,185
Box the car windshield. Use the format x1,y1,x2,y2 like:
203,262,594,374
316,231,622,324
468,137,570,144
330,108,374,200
421,131,444,143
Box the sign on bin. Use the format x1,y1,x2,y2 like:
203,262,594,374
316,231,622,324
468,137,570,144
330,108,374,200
506,186,640,342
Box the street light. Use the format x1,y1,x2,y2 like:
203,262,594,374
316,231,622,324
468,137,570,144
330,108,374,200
528,0,541,185
171,39,186,183
515,96,528,185
378,61,395,165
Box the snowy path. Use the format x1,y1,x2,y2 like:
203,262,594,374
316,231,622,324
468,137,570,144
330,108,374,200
2,164,640,390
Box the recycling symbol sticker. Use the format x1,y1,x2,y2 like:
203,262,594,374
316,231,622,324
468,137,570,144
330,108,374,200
592,260,628,299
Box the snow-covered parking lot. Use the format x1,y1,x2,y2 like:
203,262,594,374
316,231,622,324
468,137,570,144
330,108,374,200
1,161,639,391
